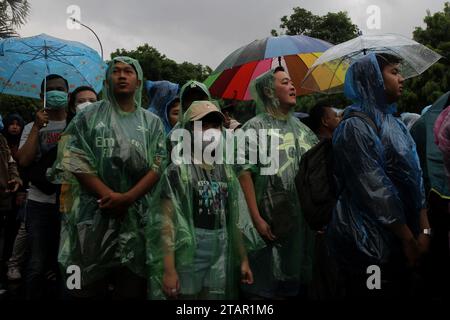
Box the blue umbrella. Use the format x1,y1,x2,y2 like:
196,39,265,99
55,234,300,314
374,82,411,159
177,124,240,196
0,33,106,99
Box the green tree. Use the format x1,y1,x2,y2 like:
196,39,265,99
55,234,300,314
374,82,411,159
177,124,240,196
111,44,211,107
271,7,359,44
111,44,211,84
0,0,30,38
0,94,40,123
398,2,450,113
270,7,358,113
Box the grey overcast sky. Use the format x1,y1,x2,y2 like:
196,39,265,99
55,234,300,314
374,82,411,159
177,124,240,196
18,0,447,70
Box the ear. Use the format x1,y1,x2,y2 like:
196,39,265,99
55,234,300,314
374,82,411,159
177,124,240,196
321,117,329,128
137,79,142,88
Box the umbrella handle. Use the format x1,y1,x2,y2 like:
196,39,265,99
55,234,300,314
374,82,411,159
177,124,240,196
43,76,47,127
42,108,48,127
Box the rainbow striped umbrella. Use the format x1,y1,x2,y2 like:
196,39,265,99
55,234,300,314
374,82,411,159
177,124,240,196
204,35,334,101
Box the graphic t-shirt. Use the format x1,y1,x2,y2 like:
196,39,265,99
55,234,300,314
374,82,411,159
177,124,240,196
191,164,228,229
162,163,229,230
19,120,66,204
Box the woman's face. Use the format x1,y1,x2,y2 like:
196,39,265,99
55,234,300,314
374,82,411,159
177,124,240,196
75,90,98,107
8,120,22,136
274,71,297,108
168,102,181,127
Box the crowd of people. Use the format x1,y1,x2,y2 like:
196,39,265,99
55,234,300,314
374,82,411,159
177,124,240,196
0,51,449,301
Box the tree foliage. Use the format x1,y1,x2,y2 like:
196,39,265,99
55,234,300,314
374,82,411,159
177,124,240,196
0,0,30,38
271,7,359,44
398,2,450,113
111,44,212,85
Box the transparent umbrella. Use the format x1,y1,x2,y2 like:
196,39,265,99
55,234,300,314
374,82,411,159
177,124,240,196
301,34,442,94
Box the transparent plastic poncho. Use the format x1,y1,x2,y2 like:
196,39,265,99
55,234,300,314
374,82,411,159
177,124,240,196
50,56,167,285
326,54,426,271
147,102,263,299
236,69,319,298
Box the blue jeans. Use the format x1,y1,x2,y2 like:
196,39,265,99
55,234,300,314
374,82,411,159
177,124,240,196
25,200,61,299
178,228,227,297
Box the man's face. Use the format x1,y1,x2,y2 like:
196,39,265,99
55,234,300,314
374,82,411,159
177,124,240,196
40,77,68,100
110,62,140,96
382,63,404,103
274,71,296,108
322,107,341,132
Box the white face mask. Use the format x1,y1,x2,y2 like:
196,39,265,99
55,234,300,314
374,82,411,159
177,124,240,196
75,101,92,113
202,128,222,144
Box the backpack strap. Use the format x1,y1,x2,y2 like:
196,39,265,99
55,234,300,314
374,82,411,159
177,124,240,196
344,111,379,135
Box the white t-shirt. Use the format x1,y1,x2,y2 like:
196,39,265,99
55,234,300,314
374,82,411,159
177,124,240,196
19,120,66,204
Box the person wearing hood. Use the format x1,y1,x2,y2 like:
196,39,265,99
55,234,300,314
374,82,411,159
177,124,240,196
147,100,256,299
1,113,25,159
179,81,211,115
1,113,27,282
166,81,212,159
236,67,318,299
146,80,179,134
164,96,181,133
51,56,166,299
327,53,430,298
0,114,22,295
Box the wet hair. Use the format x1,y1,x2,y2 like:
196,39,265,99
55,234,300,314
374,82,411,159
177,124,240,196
40,74,69,93
375,53,402,72
307,99,333,133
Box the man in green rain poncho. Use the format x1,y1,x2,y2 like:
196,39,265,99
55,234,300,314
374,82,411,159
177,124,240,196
52,56,166,299
237,67,318,299
147,100,255,300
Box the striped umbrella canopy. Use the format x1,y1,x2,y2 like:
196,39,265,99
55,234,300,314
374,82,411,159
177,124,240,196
204,35,333,100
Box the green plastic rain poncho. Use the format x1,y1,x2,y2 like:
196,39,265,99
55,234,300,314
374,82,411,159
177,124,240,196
166,80,212,159
147,101,262,299
236,69,318,298
50,56,166,285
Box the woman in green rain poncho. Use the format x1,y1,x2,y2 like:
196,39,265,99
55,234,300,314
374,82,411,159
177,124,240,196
50,56,166,299
237,67,318,299
147,100,257,300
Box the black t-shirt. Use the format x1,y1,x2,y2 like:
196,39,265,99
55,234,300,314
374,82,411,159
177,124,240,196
191,164,228,229
162,163,229,230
